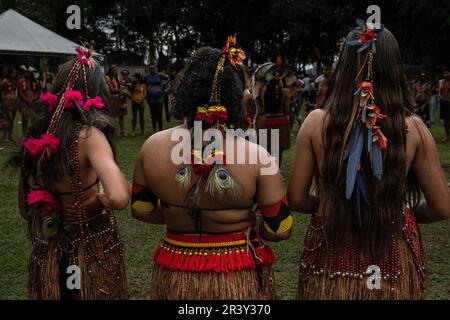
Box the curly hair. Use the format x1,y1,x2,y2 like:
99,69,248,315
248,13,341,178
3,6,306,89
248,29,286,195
171,47,246,128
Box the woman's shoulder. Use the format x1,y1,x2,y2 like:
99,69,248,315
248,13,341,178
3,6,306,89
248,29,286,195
300,109,327,137
78,126,108,145
306,108,327,121
405,114,432,148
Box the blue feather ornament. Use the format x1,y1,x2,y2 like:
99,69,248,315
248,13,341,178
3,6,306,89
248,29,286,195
346,122,364,199
361,106,367,124
370,142,383,180
354,171,370,227
357,43,372,53
347,39,362,46
356,172,369,204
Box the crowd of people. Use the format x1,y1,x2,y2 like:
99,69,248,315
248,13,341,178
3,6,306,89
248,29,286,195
5,23,450,301
409,71,450,141
265,65,450,144
2,60,449,147
0,63,172,141
0,66,54,140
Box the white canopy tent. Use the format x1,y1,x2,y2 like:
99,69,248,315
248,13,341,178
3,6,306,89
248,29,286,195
0,9,78,56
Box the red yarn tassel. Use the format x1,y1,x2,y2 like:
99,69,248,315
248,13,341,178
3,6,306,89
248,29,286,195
153,244,276,272
255,246,276,265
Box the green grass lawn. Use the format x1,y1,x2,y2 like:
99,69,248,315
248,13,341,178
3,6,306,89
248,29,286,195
0,106,449,299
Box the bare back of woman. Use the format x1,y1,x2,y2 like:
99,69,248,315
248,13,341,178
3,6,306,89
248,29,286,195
135,125,284,233
132,42,293,300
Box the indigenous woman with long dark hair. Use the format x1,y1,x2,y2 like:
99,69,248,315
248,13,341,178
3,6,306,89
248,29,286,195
18,69,40,136
288,22,450,299
105,65,127,137
0,67,18,141
16,49,129,299
132,37,293,300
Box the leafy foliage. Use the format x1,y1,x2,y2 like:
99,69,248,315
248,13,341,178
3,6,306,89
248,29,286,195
1,0,448,70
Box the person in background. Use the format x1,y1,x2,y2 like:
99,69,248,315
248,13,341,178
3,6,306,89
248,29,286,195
304,76,318,113
119,69,132,135
439,70,450,142
0,67,18,140
127,73,147,136
414,72,431,127
0,104,10,140
144,65,167,133
40,72,55,92
18,68,40,135
429,75,440,126
290,78,303,130
315,65,333,109
160,69,171,123
105,65,125,137
408,77,417,94
302,74,311,105
253,55,292,167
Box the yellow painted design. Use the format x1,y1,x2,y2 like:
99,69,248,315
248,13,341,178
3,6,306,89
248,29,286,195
263,215,293,235
132,200,154,213
277,215,293,234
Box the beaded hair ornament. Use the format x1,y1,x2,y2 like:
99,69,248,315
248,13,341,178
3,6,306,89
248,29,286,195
23,47,101,241
342,19,386,227
193,35,245,132
23,47,101,162
176,36,245,231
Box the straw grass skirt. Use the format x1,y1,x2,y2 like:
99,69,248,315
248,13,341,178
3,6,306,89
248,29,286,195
149,230,278,300
28,211,128,300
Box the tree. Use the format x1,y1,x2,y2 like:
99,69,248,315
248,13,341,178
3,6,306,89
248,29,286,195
1,0,449,70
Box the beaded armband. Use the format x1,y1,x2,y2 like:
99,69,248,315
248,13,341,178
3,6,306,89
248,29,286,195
131,182,158,214
260,196,293,235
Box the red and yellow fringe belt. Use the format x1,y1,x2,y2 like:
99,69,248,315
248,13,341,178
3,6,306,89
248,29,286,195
153,230,276,273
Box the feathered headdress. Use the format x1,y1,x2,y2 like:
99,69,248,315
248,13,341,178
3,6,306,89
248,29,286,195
342,19,385,227
191,35,246,178
23,47,103,165
194,35,245,132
